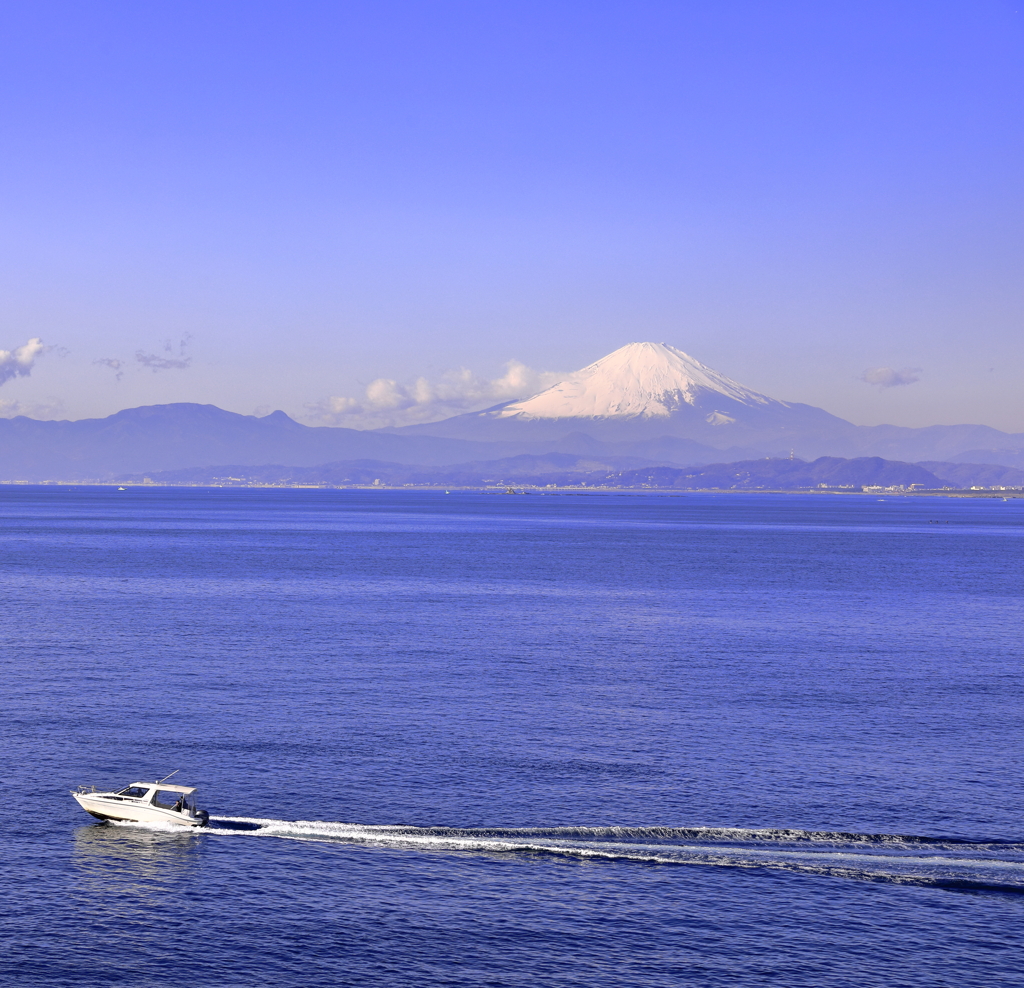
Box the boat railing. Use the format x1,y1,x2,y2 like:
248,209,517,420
75,785,100,794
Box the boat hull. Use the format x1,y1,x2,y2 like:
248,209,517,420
72,792,208,827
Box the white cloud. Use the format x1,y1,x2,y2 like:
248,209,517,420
0,337,46,386
861,366,922,388
306,359,564,428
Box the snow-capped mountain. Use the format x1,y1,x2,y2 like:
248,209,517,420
495,342,779,421
392,341,849,448
387,341,1024,464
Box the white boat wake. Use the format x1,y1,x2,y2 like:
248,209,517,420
197,818,1024,893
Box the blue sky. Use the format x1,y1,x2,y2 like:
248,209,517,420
0,0,1021,430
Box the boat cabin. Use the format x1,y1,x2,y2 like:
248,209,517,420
115,782,199,812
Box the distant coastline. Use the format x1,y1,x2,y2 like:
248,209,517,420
3,480,1020,498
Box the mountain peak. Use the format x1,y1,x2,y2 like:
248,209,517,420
497,342,778,420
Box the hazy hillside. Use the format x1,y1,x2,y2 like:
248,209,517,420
0,403,722,480
112,455,1023,491
919,461,1024,488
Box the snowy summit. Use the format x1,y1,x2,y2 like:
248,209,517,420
497,342,778,420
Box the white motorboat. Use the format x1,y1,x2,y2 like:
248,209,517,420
71,772,210,827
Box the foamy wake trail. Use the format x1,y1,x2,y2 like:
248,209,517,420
207,819,1024,892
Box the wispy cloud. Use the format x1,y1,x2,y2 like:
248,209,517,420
94,357,125,381
861,366,921,388
0,396,66,419
306,360,563,428
96,336,193,379
135,334,192,372
0,337,46,386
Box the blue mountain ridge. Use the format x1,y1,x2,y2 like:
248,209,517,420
1,401,1023,482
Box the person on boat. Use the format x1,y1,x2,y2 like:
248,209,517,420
173,795,184,813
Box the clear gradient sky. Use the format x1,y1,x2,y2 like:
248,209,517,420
1,1,1022,430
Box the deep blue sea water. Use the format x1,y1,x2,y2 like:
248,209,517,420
2,487,1024,987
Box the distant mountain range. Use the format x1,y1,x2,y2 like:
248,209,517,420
1,342,1022,481
120,456,1024,491
0,403,539,480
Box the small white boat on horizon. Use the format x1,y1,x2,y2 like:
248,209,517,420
71,772,210,828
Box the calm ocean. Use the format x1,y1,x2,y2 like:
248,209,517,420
2,487,1023,987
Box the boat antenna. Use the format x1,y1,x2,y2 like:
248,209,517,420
157,770,180,784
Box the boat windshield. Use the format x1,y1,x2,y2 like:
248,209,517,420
117,786,151,799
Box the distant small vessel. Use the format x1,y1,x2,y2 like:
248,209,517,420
117,487,126,491
71,771,209,827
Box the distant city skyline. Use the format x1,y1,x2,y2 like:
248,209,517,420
0,1,1021,431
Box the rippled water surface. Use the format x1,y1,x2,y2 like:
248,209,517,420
3,487,1024,987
